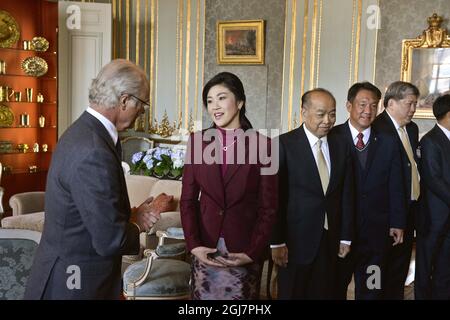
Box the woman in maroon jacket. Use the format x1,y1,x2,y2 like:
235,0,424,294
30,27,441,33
180,72,278,299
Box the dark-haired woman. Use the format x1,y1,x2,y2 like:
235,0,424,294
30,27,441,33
180,72,278,299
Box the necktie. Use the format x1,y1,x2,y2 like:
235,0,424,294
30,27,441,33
115,140,122,159
356,132,365,150
398,127,420,200
316,139,329,230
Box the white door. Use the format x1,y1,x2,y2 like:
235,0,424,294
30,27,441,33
58,1,111,137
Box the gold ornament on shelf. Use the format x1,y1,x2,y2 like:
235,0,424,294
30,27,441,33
36,92,44,103
188,114,195,133
17,143,29,153
31,36,49,52
0,10,20,48
21,56,48,77
39,115,45,128
148,110,180,138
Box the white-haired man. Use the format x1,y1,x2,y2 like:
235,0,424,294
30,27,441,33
25,59,159,300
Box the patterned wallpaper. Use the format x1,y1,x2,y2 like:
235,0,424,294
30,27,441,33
375,0,450,135
203,0,286,130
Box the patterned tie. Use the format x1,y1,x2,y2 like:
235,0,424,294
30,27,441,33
356,132,365,150
398,127,420,200
316,139,329,230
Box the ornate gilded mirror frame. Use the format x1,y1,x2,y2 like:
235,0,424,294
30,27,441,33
401,14,450,119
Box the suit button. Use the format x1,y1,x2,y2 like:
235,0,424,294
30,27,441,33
218,210,223,216
407,163,411,167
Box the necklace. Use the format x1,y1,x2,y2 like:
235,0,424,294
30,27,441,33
217,133,237,151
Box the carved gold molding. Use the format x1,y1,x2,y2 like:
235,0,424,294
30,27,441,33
401,13,450,119
401,13,450,79
287,0,298,131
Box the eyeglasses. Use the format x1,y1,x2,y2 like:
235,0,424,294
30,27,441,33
123,93,150,111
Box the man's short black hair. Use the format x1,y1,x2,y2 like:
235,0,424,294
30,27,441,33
433,94,450,120
347,82,381,103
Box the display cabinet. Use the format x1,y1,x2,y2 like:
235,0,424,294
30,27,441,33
0,0,57,214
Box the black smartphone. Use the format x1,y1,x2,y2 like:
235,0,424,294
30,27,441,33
207,251,221,259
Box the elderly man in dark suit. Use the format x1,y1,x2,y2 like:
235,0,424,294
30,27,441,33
372,81,420,299
333,82,406,300
271,88,354,299
24,59,159,300
415,94,450,299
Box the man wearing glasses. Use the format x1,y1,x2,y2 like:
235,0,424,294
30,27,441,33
25,59,159,300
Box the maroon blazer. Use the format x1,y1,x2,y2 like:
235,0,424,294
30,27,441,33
180,129,278,262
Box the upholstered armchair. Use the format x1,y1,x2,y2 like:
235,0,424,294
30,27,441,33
0,228,41,300
0,192,46,232
9,192,45,216
123,227,190,300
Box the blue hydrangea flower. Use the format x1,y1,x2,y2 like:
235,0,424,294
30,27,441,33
145,159,154,170
146,148,156,156
173,158,184,169
131,151,144,164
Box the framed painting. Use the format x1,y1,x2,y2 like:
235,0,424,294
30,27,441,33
401,14,450,119
217,20,265,65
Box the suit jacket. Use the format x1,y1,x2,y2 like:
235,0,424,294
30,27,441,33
271,125,354,265
180,129,278,262
419,125,450,236
373,110,420,209
331,122,406,252
24,112,140,300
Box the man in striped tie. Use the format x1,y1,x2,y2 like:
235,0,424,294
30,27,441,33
332,82,406,300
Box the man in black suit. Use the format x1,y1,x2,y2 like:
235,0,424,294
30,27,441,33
372,81,420,299
271,88,354,299
415,94,450,299
333,82,406,299
25,59,160,300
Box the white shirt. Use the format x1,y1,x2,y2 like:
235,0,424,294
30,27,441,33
86,107,118,145
437,123,450,141
348,121,371,147
386,110,411,145
271,125,351,249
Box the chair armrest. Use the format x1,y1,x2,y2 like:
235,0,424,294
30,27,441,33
127,250,158,295
9,192,45,216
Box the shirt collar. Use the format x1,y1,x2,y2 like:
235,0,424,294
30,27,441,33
303,124,328,149
386,109,402,130
347,121,371,144
86,107,118,144
437,123,450,140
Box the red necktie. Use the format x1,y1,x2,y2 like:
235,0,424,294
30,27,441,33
356,132,365,150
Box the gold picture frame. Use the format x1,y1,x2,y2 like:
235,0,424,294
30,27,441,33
401,13,450,119
217,20,265,65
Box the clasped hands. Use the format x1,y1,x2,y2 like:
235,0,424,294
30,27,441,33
271,243,352,268
131,196,161,233
191,246,253,267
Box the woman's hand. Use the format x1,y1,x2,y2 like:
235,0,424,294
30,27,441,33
191,246,227,267
214,253,253,267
